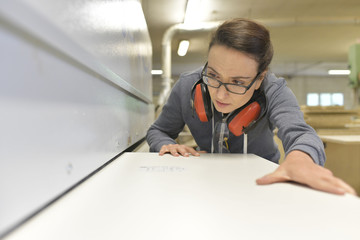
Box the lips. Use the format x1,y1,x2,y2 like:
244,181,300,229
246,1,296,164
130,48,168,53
215,100,230,108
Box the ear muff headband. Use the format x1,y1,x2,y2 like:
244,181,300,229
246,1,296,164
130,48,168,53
193,83,212,122
228,101,261,136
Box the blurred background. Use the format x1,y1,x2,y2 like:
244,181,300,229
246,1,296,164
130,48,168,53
142,0,360,109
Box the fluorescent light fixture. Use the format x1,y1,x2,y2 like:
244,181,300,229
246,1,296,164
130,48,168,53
82,1,146,31
328,70,350,75
151,70,163,75
184,0,202,24
177,40,190,56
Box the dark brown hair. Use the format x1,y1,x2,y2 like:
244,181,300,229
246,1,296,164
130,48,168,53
209,18,273,73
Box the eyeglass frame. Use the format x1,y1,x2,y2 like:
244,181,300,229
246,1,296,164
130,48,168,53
201,62,262,95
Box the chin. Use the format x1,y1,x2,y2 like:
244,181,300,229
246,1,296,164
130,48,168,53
214,105,233,114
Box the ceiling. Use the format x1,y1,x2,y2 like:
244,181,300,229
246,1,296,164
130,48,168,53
142,0,360,95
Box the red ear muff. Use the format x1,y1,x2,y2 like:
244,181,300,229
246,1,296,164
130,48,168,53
194,83,212,122
228,101,261,136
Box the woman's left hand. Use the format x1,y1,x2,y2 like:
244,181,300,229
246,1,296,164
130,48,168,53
256,150,357,196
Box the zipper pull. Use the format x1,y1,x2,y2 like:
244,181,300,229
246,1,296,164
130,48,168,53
224,137,229,150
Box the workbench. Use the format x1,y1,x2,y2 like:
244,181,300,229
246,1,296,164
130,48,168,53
4,153,360,240
320,135,360,194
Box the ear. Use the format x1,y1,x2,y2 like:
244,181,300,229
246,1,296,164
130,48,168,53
254,70,267,90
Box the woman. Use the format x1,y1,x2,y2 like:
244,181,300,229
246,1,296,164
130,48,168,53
146,18,356,195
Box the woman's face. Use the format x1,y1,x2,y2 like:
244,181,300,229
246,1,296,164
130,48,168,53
206,45,265,114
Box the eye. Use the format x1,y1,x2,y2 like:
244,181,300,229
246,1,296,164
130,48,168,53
207,72,219,79
232,79,246,85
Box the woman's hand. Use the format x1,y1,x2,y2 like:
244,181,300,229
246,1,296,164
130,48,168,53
256,150,357,196
159,144,204,157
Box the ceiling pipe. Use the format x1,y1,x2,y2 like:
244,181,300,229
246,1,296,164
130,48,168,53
158,17,360,107
158,21,221,107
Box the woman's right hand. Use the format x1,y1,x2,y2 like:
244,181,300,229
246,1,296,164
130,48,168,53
159,144,203,157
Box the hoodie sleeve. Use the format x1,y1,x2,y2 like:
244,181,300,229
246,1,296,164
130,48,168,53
146,79,186,152
264,73,326,166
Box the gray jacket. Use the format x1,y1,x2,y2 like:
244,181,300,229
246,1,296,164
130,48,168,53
146,68,325,165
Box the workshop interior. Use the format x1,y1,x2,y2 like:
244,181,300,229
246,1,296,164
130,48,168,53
1,0,360,239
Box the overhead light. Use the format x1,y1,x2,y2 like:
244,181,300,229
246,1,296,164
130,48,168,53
184,0,202,24
82,1,146,31
151,70,163,75
328,70,350,75
177,40,190,56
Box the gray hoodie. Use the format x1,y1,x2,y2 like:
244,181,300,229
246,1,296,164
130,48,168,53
146,67,325,165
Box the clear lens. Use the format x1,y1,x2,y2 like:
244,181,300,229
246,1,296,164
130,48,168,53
204,76,220,87
203,75,246,94
227,85,246,94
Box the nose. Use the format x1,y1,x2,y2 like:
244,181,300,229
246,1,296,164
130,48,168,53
216,84,229,100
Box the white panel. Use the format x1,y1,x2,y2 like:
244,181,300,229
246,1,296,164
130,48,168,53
18,0,153,99
0,0,153,236
3,153,360,240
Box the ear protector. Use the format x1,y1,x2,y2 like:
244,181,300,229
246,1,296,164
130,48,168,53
191,79,265,136
192,82,212,122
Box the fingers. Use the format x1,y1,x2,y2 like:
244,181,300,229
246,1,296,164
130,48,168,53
294,166,356,196
337,178,357,196
158,146,170,156
256,162,358,196
183,147,200,157
309,176,346,195
159,144,201,157
256,166,291,185
308,173,357,196
169,146,181,157
256,173,288,185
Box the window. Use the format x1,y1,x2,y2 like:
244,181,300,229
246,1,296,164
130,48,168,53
306,93,344,106
307,93,319,106
331,93,344,106
320,93,331,106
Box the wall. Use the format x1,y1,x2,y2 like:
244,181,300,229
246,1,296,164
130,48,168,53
0,0,153,236
285,75,354,109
